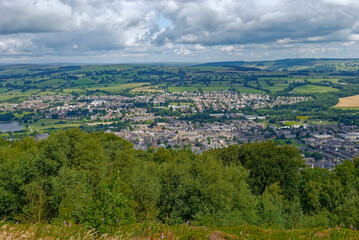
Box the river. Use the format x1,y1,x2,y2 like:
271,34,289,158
0,122,23,133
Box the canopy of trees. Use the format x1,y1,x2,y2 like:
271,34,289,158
0,129,359,231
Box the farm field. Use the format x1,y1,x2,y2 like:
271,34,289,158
263,84,289,93
259,77,304,82
293,85,339,94
307,78,339,83
168,86,200,92
63,88,87,94
202,86,232,91
0,61,355,103
283,121,303,126
130,85,164,93
30,119,84,131
333,95,359,108
0,89,41,101
86,82,149,93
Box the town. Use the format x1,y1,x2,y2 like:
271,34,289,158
0,90,357,169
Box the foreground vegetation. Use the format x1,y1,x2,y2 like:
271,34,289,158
1,129,359,239
0,221,358,239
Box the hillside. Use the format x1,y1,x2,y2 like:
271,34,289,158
0,129,359,238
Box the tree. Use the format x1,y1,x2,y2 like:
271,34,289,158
216,141,305,199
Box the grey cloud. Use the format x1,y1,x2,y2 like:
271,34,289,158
153,0,359,46
0,0,73,34
1,0,359,63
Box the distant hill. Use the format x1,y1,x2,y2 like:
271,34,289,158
195,61,262,71
195,58,359,71
195,61,246,67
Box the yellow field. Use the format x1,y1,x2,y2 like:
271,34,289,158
334,95,359,108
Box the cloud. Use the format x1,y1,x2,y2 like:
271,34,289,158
153,0,358,47
1,0,359,62
0,0,73,34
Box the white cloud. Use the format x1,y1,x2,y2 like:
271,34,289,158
277,38,293,44
307,36,324,41
221,46,234,52
349,34,359,41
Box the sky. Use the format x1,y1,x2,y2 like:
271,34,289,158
1,0,359,64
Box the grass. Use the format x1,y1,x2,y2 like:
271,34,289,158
30,119,84,131
259,77,304,83
0,89,41,102
63,88,87,94
37,91,57,96
233,86,266,94
71,78,96,86
276,139,305,148
283,121,303,126
168,86,200,92
130,86,164,93
307,78,339,83
202,86,231,91
86,83,148,93
167,84,266,93
263,84,289,93
35,78,66,87
292,85,339,94
0,222,358,240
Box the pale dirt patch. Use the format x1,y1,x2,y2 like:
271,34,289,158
334,95,359,108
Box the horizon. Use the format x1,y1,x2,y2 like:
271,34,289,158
2,57,359,66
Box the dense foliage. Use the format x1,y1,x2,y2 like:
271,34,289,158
0,129,359,232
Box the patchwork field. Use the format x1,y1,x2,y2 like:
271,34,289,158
334,95,359,108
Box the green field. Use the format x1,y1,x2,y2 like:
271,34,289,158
38,90,57,96
30,119,84,131
63,88,87,94
259,77,304,83
0,89,41,101
168,86,200,92
283,121,303,126
233,86,266,94
293,85,339,94
86,83,149,92
276,139,305,148
264,84,289,93
202,86,231,91
307,78,339,83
